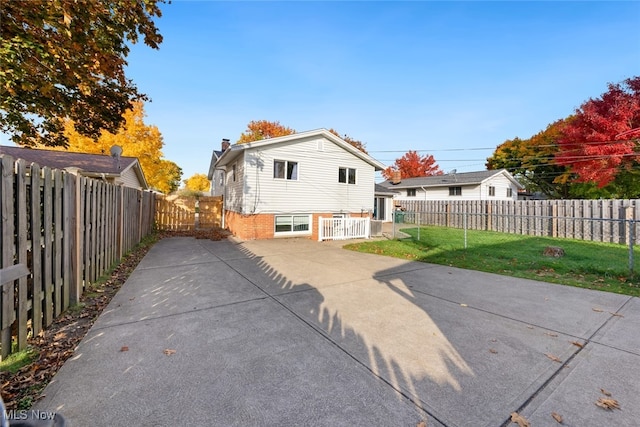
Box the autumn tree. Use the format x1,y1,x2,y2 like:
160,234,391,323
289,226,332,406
382,150,443,180
328,128,367,153
487,120,572,198
237,121,369,153
0,0,165,147
556,76,640,188
184,173,211,192
237,120,295,143
37,102,182,194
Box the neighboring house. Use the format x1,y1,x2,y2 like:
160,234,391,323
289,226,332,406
210,128,385,240
374,183,397,222
0,145,149,189
379,169,523,202
207,138,230,196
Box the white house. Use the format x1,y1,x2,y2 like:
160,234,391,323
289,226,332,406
209,129,385,240
207,138,230,197
378,169,523,202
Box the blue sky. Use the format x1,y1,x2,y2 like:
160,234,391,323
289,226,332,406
17,1,640,184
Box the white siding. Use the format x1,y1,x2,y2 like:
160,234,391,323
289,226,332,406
116,168,143,189
481,174,519,201
393,174,518,202
211,169,225,197
225,156,245,212
241,135,375,215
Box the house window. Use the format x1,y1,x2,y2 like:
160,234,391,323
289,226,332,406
507,188,513,197
338,167,356,184
489,186,495,197
449,186,462,196
407,188,416,197
274,160,298,180
275,215,311,234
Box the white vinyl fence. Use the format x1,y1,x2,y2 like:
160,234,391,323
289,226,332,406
318,217,370,241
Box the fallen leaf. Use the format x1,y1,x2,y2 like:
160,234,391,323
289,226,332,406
490,339,498,342
120,346,129,352
510,412,531,427
545,353,563,363
600,388,612,397
570,341,584,348
163,348,176,356
527,325,534,329
595,397,620,410
489,348,498,354
592,308,604,312
551,412,563,423
416,421,427,427
609,312,624,317
544,332,558,337
460,303,468,307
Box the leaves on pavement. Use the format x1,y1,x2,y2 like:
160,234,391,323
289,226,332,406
595,397,620,410
551,411,563,423
510,412,531,427
545,353,563,363
163,349,177,356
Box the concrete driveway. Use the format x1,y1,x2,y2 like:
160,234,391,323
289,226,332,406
35,237,640,426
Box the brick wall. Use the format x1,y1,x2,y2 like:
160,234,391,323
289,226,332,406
225,210,371,240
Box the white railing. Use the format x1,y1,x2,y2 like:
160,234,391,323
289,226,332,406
318,217,370,241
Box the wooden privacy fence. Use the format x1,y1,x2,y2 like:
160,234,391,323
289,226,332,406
397,199,640,244
0,155,155,359
155,195,223,231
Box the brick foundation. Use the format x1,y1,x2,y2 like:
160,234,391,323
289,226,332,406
224,210,370,241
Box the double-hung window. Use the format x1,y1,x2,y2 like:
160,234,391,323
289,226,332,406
274,160,298,180
338,167,356,184
488,186,495,197
449,186,462,196
407,188,416,197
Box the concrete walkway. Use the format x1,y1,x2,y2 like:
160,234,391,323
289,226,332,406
35,237,640,426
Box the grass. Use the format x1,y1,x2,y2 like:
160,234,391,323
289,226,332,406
0,346,39,374
344,225,640,297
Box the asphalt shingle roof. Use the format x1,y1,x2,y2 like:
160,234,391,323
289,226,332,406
0,145,137,175
378,169,511,189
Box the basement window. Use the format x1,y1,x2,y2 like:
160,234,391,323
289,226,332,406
275,215,311,235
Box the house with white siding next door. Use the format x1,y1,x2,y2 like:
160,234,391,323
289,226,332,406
378,169,523,202
210,128,386,240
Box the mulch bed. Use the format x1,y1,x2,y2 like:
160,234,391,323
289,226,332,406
1,228,230,410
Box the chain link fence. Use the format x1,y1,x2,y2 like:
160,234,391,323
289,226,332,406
390,209,637,275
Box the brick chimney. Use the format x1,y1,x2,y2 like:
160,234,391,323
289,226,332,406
221,138,230,151
391,170,401,184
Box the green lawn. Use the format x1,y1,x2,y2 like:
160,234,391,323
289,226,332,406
344,226,640,297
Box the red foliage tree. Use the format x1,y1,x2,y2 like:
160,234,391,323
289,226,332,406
382,150,443,180
556,76,640,187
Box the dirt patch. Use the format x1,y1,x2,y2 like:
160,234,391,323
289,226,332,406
1,228,230,411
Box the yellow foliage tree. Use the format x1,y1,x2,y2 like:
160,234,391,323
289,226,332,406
184,173,210,192
35,102,182,193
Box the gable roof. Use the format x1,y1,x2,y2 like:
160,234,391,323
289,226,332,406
375,183,399,196
207,149,224,180
214,128,386,171
0,145,148,188
379,169,523,189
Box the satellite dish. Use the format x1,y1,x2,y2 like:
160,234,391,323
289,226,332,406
109,145,123,170
109,145,123,158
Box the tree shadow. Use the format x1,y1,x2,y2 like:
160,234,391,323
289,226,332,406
231,239,475,416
